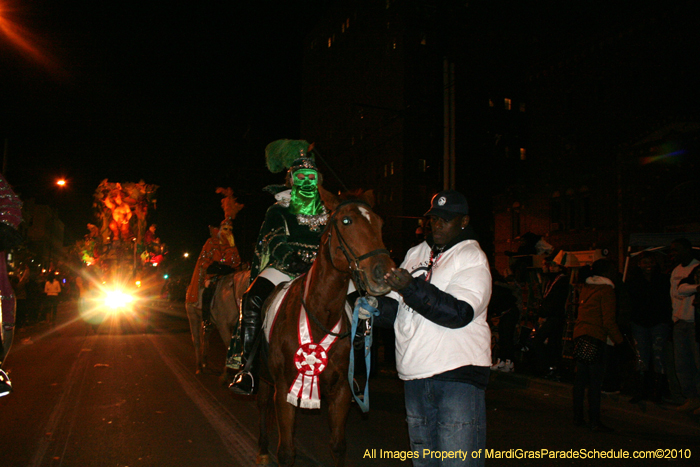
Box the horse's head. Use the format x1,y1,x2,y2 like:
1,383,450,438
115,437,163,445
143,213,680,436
320,187,395,295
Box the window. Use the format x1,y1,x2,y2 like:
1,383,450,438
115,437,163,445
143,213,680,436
520,148,526,160
504,98,512,110
488,99,494,107
390,162,394,175
328,37,332,47
519,102,526,112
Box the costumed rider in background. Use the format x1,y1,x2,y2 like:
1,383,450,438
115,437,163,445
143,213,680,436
228,139,328,396
186,217,242,331
1,173,23,397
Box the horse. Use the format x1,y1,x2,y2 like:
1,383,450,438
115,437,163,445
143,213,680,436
185,269,250,380
256,189,395,466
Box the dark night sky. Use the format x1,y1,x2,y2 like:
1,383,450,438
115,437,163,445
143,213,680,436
1,0,326,259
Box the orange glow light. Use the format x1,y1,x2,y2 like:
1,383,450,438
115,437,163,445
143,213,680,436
56,179,66,187
0,1,60,71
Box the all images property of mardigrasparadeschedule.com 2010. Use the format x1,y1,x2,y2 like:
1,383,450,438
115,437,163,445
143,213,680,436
362,448,693,461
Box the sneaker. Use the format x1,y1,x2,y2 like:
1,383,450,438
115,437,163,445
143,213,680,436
490,359,505,371
500,360,514,373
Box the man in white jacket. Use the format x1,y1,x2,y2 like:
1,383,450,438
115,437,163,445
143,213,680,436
377,190,491,467
669,238,700,412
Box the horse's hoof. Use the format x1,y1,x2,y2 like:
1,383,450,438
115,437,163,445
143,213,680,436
256,454,270,465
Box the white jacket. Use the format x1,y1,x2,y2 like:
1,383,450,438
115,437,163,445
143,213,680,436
390,239,492,380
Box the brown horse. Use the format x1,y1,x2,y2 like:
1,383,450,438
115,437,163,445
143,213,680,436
185,269,250,380
256,189,395,466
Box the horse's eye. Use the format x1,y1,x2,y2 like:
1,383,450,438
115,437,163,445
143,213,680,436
342,217,352,225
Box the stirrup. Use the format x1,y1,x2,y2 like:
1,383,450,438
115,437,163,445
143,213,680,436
229,370,255,395
0,369,12,397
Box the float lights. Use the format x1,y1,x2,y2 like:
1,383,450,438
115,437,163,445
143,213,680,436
56,179,67,187
183,252,189,258
163,274,169,279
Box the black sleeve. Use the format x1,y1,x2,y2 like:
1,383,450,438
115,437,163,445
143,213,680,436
373,296,399,328
398,279,474,329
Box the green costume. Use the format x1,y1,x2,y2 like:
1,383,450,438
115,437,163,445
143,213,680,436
228,139,328,395
250,191,328,281
249,140,328,282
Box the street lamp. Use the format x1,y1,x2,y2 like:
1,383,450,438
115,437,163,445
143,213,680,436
183,252,189,258
56,179,66,187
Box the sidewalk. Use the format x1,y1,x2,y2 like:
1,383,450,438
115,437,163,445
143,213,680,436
489,368,700,432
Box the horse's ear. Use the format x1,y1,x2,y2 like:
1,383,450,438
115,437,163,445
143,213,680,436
360,189,376,208
318,185,339,211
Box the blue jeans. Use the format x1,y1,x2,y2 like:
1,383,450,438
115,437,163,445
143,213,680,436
673,320,700,399
404,379,486,467
631,322,671,373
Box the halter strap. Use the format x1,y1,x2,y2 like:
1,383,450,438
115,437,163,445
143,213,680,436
323,200,391,292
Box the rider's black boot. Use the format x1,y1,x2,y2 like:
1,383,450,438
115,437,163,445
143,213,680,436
229,277,275,395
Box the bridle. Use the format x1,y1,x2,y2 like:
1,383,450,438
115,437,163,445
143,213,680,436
300,199,390,337
324,199,390,292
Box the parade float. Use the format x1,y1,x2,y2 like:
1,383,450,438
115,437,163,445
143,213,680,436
73,179,164,331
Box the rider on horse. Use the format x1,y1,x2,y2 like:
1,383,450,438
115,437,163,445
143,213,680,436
186,217,242,329
228,139,328,395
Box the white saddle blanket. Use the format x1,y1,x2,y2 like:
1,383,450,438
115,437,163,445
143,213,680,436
262,279,354,342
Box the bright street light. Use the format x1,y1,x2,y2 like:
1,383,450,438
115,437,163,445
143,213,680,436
56,179,66,187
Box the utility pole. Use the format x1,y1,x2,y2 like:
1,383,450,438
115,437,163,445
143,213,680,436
443,58,456,190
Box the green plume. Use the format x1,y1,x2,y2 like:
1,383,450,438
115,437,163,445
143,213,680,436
265,139,311,173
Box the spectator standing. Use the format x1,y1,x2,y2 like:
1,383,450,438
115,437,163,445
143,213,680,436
572,259,624,432
532,257,570,379
668,238,700,412
378,190,492,467
490,271,520,373
626,252,672,403
44,275,61,326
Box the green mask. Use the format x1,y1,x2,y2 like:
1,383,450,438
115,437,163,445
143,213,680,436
290,169,323,216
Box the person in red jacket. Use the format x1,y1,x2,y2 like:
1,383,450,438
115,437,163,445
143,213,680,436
185,218,241,328
572,259,624,432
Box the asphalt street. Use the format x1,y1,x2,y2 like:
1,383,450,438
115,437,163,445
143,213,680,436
1,301,698,466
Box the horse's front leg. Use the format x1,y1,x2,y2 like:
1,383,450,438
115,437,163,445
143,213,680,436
274,382,297,466
256,380,275,465
185,303,204,373
326,377,352,467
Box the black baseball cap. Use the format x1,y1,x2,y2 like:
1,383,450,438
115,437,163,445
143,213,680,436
424,190,469,220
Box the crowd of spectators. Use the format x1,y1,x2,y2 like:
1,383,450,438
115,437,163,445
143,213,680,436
488,236,700,428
